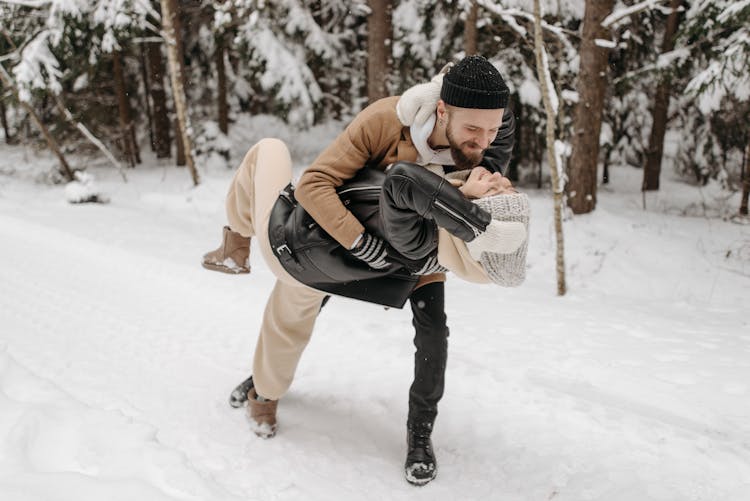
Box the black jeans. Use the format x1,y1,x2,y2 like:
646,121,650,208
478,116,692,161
407,281,449,429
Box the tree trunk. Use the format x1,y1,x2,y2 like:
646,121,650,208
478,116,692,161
138,43,155,153
216,36,229,134
1,83,12,143
566,0,614,214
175,117,185,165
603,145,611,184
30,104,74,181
161,0,200,185
366,0,393,104
164,0,186,166
112,51,138,167
508,98,521,182
741,141,749,216
0,65,73,181
533,0,567,296
642,0,682,192
464,1,479,56
146,41,171,158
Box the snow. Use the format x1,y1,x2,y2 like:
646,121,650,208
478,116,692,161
478,2,576,55
717,0,750,22
518,78,541,107
12,32,62,102
64,171,108,204
539,44,559,115
602,0,659,28
253,25,321,127
1,127,749,500
594,38,617,49
561,89,579,103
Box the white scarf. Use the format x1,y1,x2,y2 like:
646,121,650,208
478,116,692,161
409,113,454,170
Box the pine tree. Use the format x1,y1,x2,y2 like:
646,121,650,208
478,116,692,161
642,0,683,192
676,0,750,184
366,0,393,104
145,40,171,158
567,0,614,214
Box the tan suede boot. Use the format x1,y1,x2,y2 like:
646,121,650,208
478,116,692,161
247,388,278,438
202,226,251,274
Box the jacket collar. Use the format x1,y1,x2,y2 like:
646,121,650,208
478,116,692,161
398,127,419,163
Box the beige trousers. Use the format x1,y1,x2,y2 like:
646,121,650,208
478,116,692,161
225,138,328,400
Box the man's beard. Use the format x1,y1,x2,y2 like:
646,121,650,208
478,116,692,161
446,122,485,170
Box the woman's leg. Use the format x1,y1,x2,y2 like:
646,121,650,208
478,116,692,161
380,161,491,259
226,139,327,407
204,138,292,274
252,279,327,400
226,138,291,239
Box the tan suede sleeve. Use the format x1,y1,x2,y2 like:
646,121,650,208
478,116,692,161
295,97,401,249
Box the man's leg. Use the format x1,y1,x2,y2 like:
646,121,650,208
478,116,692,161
405,280,448,485
247,279,327,438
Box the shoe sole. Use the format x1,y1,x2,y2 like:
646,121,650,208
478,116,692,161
405,464,437,486
229,376,255,408
201,262,251,274
405,473,436,486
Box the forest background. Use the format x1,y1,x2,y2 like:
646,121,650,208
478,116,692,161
1,0,749,220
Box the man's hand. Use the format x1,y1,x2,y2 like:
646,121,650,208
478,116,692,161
459,167,516,199
350,233,390,269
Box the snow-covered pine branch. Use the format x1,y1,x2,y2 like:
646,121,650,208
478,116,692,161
602,0,675,28
476,0,576,56
12,31,61,102
241,20,322,128
683,0,750,112
0,0,50,7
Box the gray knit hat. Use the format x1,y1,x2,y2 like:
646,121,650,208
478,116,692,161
471,193,530,287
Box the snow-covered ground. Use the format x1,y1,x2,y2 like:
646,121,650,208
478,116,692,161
1,126,749,500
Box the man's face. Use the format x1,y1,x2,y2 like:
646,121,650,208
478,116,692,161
444,105,505,170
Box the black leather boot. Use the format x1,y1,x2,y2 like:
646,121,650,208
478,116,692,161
405,422,437,485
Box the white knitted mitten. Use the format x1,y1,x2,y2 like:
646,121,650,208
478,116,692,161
466,220,527,260
396,73,444,126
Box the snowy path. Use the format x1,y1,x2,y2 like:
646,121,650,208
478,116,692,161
1,154,750,500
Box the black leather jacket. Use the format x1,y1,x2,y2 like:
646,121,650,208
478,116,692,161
268,163,492,308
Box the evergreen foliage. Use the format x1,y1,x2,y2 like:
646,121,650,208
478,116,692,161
0,0,747,193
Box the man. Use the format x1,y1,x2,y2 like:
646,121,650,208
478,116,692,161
203,55,516,485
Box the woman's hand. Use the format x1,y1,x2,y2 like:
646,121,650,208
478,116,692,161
459,167,516,199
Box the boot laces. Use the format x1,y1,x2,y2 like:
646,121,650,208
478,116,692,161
409,427,432,455
413,433,431,452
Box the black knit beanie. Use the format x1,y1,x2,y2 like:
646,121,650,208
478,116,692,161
440,55,509,109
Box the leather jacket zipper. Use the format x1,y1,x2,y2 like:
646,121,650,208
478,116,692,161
339,186,380,207
434,200,481,237
337,186,380,195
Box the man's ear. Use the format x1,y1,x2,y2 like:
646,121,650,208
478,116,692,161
436,100,447,122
